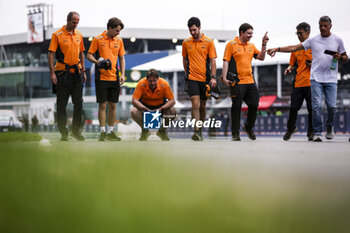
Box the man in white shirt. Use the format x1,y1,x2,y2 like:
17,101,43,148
267,16,348,142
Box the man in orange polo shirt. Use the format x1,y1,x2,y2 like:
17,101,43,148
48,11,86,141
182,17,217,141
131,69,176,141
222,23,269,141
283,22,313,141
87,17,125,141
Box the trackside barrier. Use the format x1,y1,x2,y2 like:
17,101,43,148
22,111,350,134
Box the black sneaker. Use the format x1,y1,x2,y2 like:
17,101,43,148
307,132,313,141
139,130,151,141
156,129,170,141
231,132,241,141
242,124,256,140
326,126,334,140
283,127,297,141
191,130,203,141
60,134,68,141
98,132,106,141
70,131,85,141
106,131,121,141
198,130,203,141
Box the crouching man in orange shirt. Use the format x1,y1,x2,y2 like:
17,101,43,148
131,69,176,141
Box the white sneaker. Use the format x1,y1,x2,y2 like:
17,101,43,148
313,135,322,142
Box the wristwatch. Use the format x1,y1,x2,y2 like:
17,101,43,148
211,75,216,80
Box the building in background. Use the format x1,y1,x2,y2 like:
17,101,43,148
0,3,234,127
1,4,350,134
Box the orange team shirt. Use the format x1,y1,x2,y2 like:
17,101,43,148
88,31,125,81
289,49,312,88
48,26,85,71
223,36,260,85
182,34,217,82
132,78,175,106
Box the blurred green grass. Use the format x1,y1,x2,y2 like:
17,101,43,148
0,140,349,233
0,132,42,142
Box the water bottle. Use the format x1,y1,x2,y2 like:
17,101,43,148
330,58,337,70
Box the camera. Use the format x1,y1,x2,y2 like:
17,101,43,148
227,72,240,84
97,58,112,70
206,84,221,100
220,72,240,85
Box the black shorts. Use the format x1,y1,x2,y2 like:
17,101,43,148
141,100,167,110
187,80,207,100
96,80,120,103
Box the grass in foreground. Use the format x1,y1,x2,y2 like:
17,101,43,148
0,132,42,142
0,141,349,233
